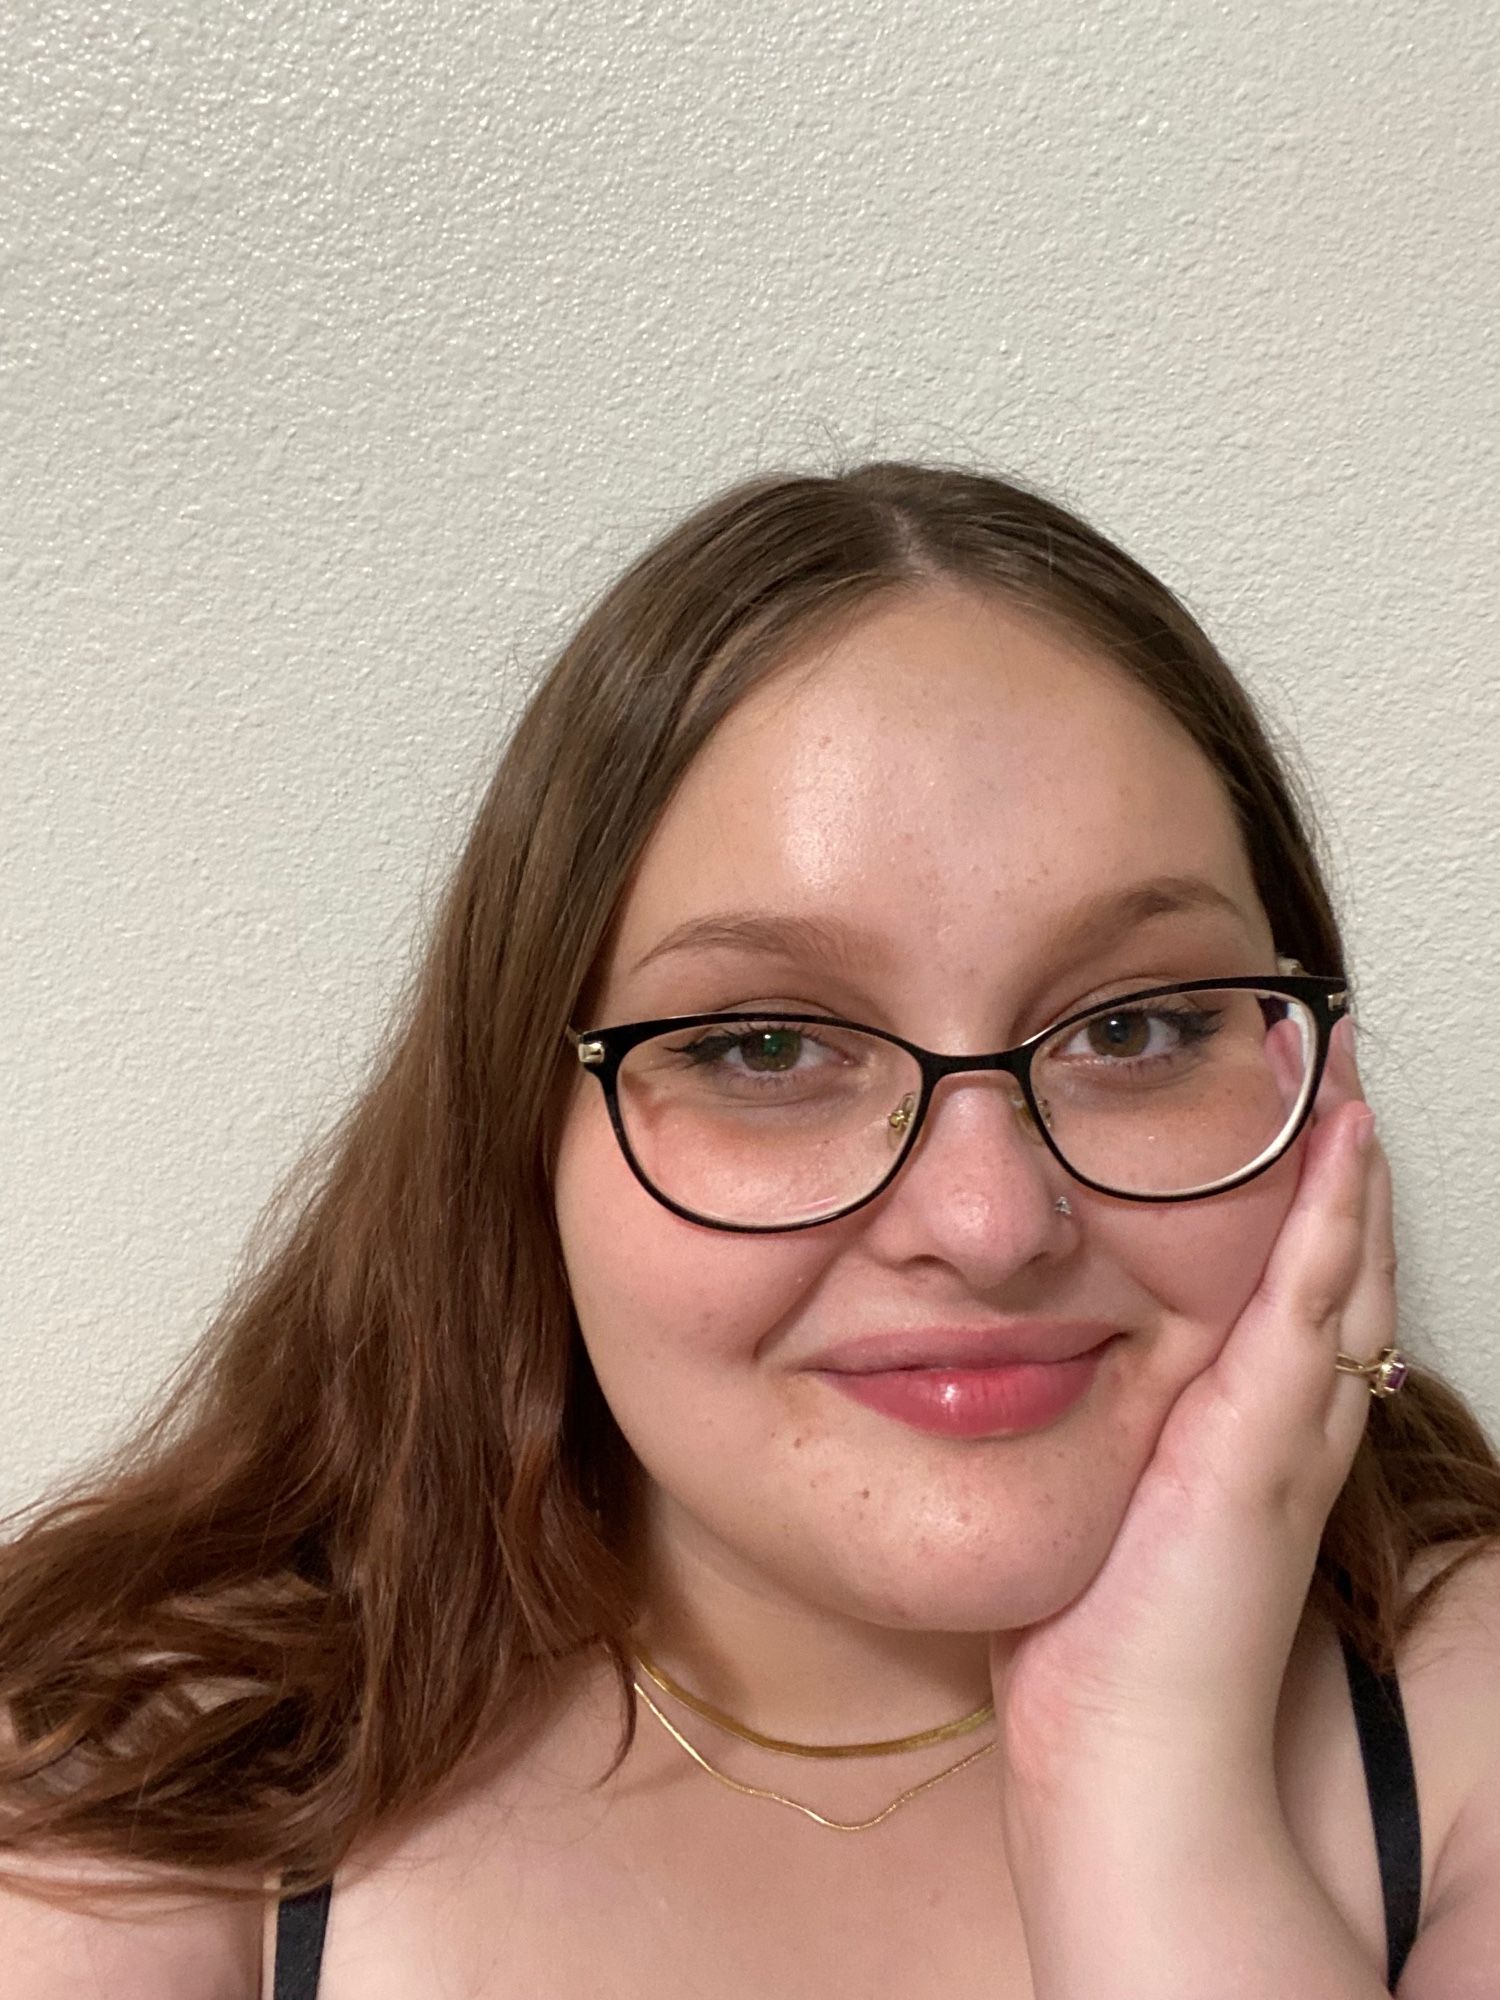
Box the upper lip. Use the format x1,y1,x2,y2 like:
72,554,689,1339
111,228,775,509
808,1322,1119,1373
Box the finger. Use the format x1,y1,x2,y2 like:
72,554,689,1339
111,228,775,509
1314,1013,1366,1118
1315,1019,1397,1408
1215,1095,1372,1421
1214,1107,1376,1522
1324,1125,1399,1450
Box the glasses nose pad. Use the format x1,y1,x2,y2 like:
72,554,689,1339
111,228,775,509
888,1079,1053,1152
1007,1081,1053,1144
886,1092,918,1144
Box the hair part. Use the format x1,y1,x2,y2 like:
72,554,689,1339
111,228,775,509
5,461,1499,1899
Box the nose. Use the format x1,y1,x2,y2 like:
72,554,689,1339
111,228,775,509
863,1070,1070,1277
889,1068,1048,1143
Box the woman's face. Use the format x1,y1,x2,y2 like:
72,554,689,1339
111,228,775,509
553,583,1308,1636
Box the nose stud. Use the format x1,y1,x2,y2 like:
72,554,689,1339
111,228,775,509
1054,1194,1074,1218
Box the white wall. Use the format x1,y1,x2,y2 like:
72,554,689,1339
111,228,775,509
4,0,1498,1515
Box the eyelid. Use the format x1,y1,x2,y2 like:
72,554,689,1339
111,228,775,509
1050,966,1243,1017
671,972,1235,1044
687,997,864,1023
1061,976,1179,1015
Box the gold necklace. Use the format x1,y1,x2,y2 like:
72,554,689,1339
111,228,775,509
631,1676,996,1831
631,1645,995,1758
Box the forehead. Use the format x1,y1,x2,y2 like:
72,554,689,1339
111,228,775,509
606,585,1263,995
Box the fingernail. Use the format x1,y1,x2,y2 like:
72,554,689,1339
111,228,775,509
1353,1108,1376,1156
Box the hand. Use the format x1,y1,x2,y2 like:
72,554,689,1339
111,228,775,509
991,1016,1395,1797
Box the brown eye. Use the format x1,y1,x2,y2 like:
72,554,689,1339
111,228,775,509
1086,1011,1151,1058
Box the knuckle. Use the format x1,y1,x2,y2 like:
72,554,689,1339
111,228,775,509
1302,1283,1346,1328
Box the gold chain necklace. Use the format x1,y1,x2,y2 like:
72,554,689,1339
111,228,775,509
631,1645,995,1758
628,1658,998,1832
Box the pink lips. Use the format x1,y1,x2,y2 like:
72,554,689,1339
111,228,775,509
807,1322,1120,1439
816,1349,1113,1437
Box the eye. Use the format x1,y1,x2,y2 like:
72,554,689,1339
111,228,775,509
676,1025,818,1073
1047,1001,1225,1072
636,1017,899,1113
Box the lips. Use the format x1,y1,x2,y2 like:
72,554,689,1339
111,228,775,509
818,1349,1112,1438
807,1321,1119,1375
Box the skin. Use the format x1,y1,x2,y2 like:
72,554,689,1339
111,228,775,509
552,579,1374,1766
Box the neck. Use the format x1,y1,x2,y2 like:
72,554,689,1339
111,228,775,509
630,1493,1004,1747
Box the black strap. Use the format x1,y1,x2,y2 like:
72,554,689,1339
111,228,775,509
1339,1632,1422,1992
273,1881,333,2000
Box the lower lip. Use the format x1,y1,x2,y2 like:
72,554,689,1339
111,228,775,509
814,1342,1116,1439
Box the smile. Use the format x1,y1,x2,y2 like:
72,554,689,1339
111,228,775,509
811,1341,1117,1439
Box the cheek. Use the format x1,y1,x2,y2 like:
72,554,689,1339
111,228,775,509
1112,1144,1302,1355
552,1083,829,1408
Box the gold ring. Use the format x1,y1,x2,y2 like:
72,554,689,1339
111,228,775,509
1333,1345,1410,1397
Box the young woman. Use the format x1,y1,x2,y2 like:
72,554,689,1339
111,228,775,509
3,463,1499,1999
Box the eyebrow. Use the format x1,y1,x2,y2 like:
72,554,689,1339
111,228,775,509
626,875,1249,980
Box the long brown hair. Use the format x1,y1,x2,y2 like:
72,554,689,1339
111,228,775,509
5,462,1499,1897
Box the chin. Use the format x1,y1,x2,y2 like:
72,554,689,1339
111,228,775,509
868,1569,1099,1635
799,1516,1116,1635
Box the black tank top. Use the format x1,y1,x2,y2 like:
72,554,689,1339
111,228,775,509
271,1633,1423,1996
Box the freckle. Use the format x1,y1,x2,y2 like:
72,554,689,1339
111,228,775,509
791,1435,804,1449
858,1489,869,1501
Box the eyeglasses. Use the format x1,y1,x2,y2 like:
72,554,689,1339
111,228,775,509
566,964,1350,1234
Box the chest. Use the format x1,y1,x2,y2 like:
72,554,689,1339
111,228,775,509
300,1611,1455,2000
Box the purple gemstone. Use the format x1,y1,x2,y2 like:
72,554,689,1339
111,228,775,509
1381,1355,1410,1394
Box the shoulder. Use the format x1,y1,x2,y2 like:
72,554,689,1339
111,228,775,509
1394,1537,1500,1853
1401,1535,1500,1647
1394,1534,1500,1779
1384,1538,1500,1995
0,1860,262,2000
0,1697,265,1999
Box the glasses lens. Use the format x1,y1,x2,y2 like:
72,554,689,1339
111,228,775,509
1034,986,1317,1196
616,1018,922,1227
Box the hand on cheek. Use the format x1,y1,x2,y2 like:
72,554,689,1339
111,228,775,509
992,1016,1400,1796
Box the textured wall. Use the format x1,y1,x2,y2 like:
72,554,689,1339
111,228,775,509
4,0,1498,1515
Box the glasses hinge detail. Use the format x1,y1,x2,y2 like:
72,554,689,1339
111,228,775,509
577,1038,605,1068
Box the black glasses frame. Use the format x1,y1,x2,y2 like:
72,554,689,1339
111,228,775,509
566,972,1351,1233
